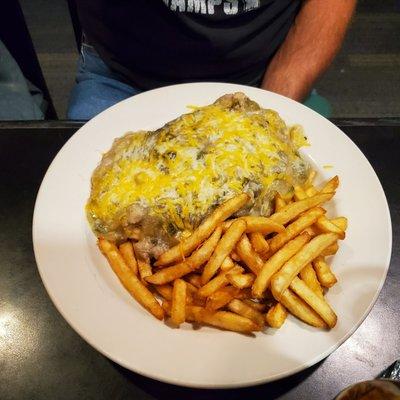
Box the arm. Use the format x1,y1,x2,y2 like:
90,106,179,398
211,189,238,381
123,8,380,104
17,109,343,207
261,0,356,101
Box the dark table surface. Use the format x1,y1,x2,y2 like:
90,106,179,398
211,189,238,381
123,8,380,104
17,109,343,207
0,121,399,400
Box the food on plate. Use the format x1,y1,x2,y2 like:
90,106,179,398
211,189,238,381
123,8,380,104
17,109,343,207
137,258,152,281
235,233,265,274
97,174,346,333
171,279,187,326
268,207,325,254
89,93,347,334
265,302,288,328
197,265,243,298
201,219,246,284
243,299,267,312
226,272,255,289
205,286,241,311
156,193,249,266
222,216,285,234
279,288,327,328
269,192,334,225
289,277,337,328
119,241,138,275
220,256,235,271
249,232,270,258
313,256,338,288
189,307,262,333
252,232,311,299
98,238,164,320
227,299,265,328
270,232,339,300
87,93,310,262
300,263,324,298
145,227,222,285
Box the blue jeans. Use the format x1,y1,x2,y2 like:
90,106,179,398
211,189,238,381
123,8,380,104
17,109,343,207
67,44,141,120
0,40,45,120
68,44,331,120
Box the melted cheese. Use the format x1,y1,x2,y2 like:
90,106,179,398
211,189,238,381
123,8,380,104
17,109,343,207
87,103,307,235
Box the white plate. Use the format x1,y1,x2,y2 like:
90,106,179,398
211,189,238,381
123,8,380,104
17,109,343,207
33,83,392,388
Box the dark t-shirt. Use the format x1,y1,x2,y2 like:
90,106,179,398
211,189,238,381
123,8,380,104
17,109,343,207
77,0,301,90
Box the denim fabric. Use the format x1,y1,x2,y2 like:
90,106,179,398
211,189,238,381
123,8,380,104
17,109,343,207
67,44,331,120
0,40,45,120
67,44,141,120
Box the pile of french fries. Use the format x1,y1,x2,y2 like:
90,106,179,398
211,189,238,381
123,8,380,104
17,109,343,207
98,172,347,334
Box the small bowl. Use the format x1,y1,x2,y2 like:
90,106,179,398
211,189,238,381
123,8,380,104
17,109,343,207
335,379,400,399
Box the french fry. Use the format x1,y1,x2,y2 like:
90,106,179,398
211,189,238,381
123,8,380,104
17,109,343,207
99,177,346,333
294,185,307,201
321,175,339,194
185,282,197,304
161,299,171,316
274,193,286,212
228,299,264,327
305,186,318,197
185,305,201,322
320,241,339,257
252,232,311,299
220,220,232,231
271,233,338,300
300,263,324,298
154,284,173,300
201,219,246,284
313,256,338,288
249,232,270,258
230,251,241,262
270,193,334,225
206,286,240,311
240,216,285,234
185,273,202,288
98,239,164,320
155,193,249,266
155,283,194,304
282,190,294,203
235,288,253,300
304,170,317,188
243,299,267,312
189,306,261,333
303,225,319,237
268,207,325,255
185,281,199,295
280,289,327,328
146,227,222,285
265,303,288,328
330,216,348,231
226,273,255,289
191,296,206,307
289,277,337,328
220,256,235,271
171,279,187,326
119,241,138,275
198,266,243,297
222,217,284,235
315,216,345,239
235,234,264,274
137,259,152,280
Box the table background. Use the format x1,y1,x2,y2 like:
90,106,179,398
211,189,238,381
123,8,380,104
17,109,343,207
0,121,398,400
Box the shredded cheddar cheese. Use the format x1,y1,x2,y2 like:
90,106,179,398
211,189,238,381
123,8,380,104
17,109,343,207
86,96,309,239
